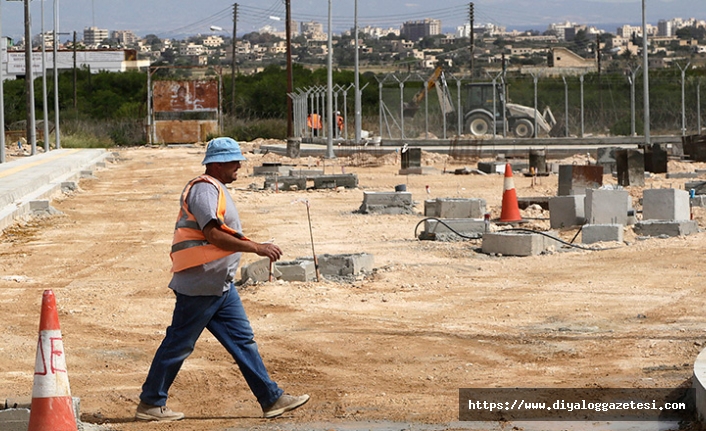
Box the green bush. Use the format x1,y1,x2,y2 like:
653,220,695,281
222,118,287,141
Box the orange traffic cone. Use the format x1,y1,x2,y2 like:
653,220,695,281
499,163,522,223
27,290,77,431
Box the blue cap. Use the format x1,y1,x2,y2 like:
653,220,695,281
202,137,247,165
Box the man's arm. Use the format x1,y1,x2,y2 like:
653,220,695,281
202,220,283,262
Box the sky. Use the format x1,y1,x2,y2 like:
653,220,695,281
1,0,704,43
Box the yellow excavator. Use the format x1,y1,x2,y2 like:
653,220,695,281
402,65,447,118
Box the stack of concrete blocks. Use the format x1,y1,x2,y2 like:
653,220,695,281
581,188,631,244
633,188,698,237
313,173,358,189
423,198,487,239
357,191,414,214
481,231,562,256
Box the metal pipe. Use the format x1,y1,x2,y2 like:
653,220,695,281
41,0,49,152
53,0,60,149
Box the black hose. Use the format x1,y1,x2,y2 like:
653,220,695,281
414,217,483,240
414,218,623,251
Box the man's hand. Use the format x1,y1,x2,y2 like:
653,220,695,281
256,242,283,262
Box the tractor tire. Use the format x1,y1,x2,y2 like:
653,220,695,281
466,114,492,136
513,119,534,138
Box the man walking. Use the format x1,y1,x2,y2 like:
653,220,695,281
136,137,309,421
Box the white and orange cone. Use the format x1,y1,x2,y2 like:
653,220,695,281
27,290,77,431
499,163,522,223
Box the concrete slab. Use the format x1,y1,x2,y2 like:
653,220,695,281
633,220,699,237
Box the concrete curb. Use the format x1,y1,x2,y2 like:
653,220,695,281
0,149,110,231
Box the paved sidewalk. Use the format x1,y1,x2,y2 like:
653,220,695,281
0,148,111,230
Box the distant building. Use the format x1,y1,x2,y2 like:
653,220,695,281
203,35,224,48
401,18,441,41
657,20,673,37
301,21,325,40
112,30,138,46
84,27,109,46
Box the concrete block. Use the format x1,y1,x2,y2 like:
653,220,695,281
401,147,422,169
276,260,316,282
477,162,506,174
61,181,78,192
0,408,30,431
616,149,645,187
585,188,630,225
424,198,486,218
240,258,282,283
264,176,307,191
481,231,547,256
397,166,438,175
691,196,706,208
582,224,624,244
357,191,414,214
29,200,50,211
423,218,486,237
549,195,585,229
558,165,603,196
288,169,324,178
313,174,358,189
596,147,618,174
253,163,292,177
80,170,95,178
317,253,374,277
633,220,699,237
642,189,690,221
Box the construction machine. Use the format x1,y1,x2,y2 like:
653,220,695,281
403,66,557,138
464,81,556,138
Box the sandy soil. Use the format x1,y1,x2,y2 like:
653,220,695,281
1,143,706,431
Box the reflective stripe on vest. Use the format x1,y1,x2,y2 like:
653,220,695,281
170,175,239,273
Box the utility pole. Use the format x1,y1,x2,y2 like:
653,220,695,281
24,0,37,154
231,3,238,114
469,2,474,79
354,0,361,144
285,0,293,137
641,0,650,145
72,31,77,110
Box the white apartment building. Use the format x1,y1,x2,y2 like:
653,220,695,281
84,27,109,46
179,43,204,56
203,35,224,48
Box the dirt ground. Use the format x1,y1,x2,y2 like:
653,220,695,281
1,142,706,431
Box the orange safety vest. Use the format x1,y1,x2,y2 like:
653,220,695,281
307,113,322,129
170,175,246,273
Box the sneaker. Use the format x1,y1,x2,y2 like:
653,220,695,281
135,401,184,421
262,393,310,419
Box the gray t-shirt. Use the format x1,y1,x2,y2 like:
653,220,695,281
168,179,242,296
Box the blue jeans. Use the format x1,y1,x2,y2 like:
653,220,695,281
140,284,283,409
